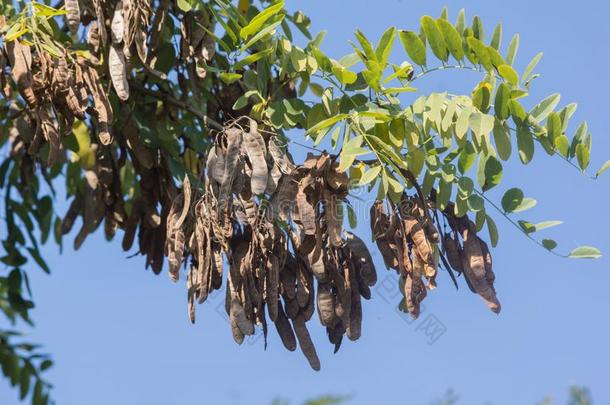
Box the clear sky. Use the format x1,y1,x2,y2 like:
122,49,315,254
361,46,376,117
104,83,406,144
2,1,610,404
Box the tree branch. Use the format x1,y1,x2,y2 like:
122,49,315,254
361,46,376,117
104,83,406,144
130,83,224,132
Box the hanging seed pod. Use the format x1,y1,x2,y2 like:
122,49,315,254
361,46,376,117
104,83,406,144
293,314,320,371
5,40,36,108
65,0,81,34
243,119,268,195
443,233,463,272
274,301,297,351
111,1,125,44
109,45,129,101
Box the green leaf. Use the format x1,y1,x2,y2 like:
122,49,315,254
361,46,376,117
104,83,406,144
472,15,484,40
437,179,453,210
354,29,378,62
331,64,358,84
522,52,543,84
467,37,492,70
306,114,348,135
240,19,284,52
399,30,427,66
497,64,518,86
513,197,537,213
455,105,473,142
436,19,464,61
493,120,511,160
494,83,510,120
456,9,466,34
533,220,563,231
469,112,494,142
518,220,536,234
555,135,570,158
516,125,534,164
458,141,476,173
595,160,610,178
27,247,50,273
568,246,602,259
421,16,448,62
219,72,242,84
176,0,192,12
501,187,524,213
506,34,519,65
457,176,474,198
375,26,396,67
490,23,502,50
530,93,560,122
486,215,499,247
483,156,502,191
542,239,557,250
575,143,590,171
240,0,285,39
359,165,382,186
468,194,484,211
234,48,272,70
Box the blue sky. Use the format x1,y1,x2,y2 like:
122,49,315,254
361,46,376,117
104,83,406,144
2,1,610,404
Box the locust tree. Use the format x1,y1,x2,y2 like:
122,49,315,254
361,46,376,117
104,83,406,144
0,0,606,403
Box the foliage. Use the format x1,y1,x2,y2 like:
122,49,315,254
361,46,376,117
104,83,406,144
0,0,605,402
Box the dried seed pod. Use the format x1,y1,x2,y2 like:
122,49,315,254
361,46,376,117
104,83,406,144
274,301,297,351
316,282,336,327
404,216,434,265
403,252,427,319
111,1,125,44
87,21,100,53
443,233,463,273
292,314,320,371
109,45,129,101
243,119,268,195
461,225,501,314
345,231,377,287
5,40,36,108
65,0,81,34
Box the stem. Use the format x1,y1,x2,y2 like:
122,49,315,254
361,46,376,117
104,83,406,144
130,83,224,131
469,184,567,258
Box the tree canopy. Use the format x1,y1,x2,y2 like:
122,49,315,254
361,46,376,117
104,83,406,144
0,0,606,403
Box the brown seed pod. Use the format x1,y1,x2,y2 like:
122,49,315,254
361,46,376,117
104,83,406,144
443,233,463,273
5,40,36,108
111,1,125,44
109,45,129,101
274,301,297,351
292,314,320,371
242,119,268,195
65,0,81,34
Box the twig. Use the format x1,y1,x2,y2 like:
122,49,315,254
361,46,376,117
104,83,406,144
130,83,224,131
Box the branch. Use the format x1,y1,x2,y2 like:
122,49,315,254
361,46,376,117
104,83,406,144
130,83,224,132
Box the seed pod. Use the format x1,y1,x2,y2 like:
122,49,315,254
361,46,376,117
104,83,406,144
316,282,336,327
5,40,36,108
65,0,80,34
87,21,100,53
265,254,280,322
109,45,129,101
273,301,297,351
345,231,377,287
268,138,295,174
404,216,434,265
292,314,320,371
404,252,427,319
461,226,501,314
243,119,268,195
443,233,463,273
111,1,124,44
218,128,242,205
